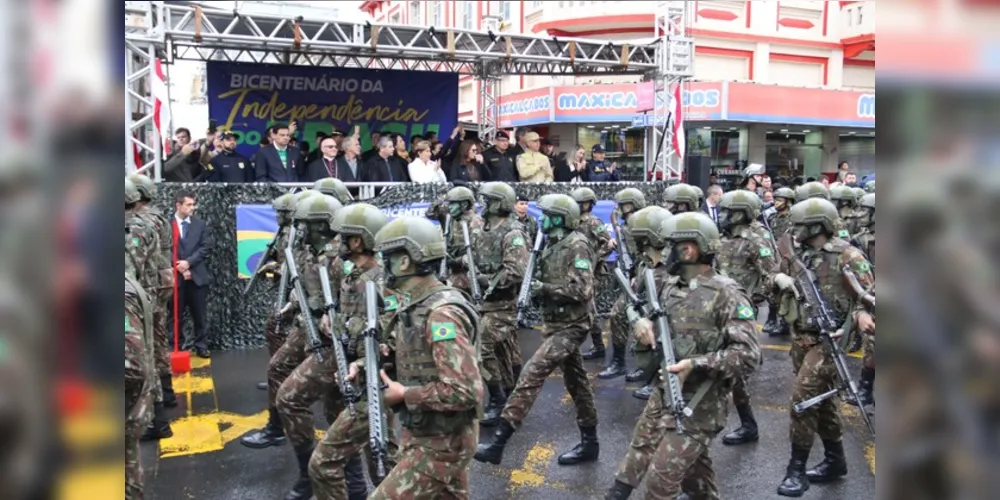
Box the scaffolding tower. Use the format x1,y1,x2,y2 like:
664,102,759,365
650,1,695,179
124,1,664,180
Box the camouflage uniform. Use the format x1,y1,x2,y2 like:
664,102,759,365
772,209,794,241
575,206,613,360
309,257,401,500
125,213,162,406
425,197,485,295
610,214,761,500
604,222,639,363
132,204,174,378
125,275,155,500
514,212,539,244
477,217,529,389
369,285,483,499
263,224,293,357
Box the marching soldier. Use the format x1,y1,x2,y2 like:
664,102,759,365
796,181,831,202
309,203,393,500
314,177,354,205
606,212,761,500
425,186,485,296
125,273,155,500
369,217,484,499
845,193,875,407
573,187,614,363
474,183,529,427
515,132,554,182
763,187,797,337
771,198,874,497
830,186,862,237
615,206,674,401
127,174,178,409
252,192,296,392
663,183,701,214
600,188,646,381
475,194,600,467
125,179,170,442
715,190,781,446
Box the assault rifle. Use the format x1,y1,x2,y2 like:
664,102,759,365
243,229,281,296
273,225,296,335
284,246,326,361
319,265,358,418
363,281,389,479
611,214,635,278
461,220,482,309
789,259,875,437
515,230,545,328
439,213,452,280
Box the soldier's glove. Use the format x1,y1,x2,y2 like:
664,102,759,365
279,301,296,319
633,318,655,347
773,273,800,299
477,273,492,288
529,280,546,297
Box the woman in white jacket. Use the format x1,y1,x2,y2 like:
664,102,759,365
408,140,448,183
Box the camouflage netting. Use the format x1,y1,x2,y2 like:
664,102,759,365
156,182,670,351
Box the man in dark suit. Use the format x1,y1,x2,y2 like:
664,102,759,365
304,136,349,182
169,190,213,358
361,136,409,183
702,184,724,226
252,124,301,182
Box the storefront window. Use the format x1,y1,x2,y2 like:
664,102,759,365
838,135,876,178
577,125,645,179
764,132,820,181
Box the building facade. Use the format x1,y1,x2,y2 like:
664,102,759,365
360,0,875,181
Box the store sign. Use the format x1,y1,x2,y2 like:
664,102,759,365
498,87,553,127
552,83,639,123
727,83,875,128
857,94,875,118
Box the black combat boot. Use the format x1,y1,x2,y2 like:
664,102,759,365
474,419,516,465
256,381,268,391
284,442,315,500
160,375,178,408
775,318,790,337
140,402,173,441
722,404,760,445
844,368,875,407
240,407,287,449
582,330,607,360
763,305,781,337
805,440,848,483
625,368,646,383
480,384,507,428
557,425,600,465
632,383,655,401
344,452,368,500
598,347,627,380
777,445,811,497
605,480,634,499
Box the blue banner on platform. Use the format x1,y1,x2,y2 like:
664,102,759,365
235,200,624,278
207,62,459,158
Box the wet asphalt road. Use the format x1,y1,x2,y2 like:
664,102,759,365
143,314,875,499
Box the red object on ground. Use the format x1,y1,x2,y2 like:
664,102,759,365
171,218,191,375
55,377,92,417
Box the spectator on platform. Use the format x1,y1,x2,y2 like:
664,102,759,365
305,131,328,165
206,132,252,183
408,141,448,184
555,145,586,183
361,130,382,163
510,128,530,157
450,139,491,183
408,134,424,157
336,137,363,183
482,131,519,182
585,144,621,182
425,130,438,144
436,125,465,174
252,123,301,183
362,136,409,183
163,128,208,182
516,132,554,183
304,136,344,182
393,135,411,168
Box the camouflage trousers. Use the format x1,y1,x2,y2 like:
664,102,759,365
790,340,842,450
264,313,287,358
154,288,173,377
125,426,144,500
369,425,478,500
609,296,631,350
310,400,401,499
479,306,518,389
863,332,875,369
615,387,719,499
502,318,599,428
267,322,307,411
276,345,345,447
731,376,752,408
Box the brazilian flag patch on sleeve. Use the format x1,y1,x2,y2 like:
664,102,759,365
125,315,132,332
132,237,140,247
838,229,850,238
854,261,871,274
736,305,755,320
384,296,399,312
431,322,457,342
574,258,591,270
512,236,525,247
759,247,773,258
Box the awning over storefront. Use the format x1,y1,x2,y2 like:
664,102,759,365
498,81,874,129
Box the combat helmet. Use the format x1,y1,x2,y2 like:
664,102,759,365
852,187,867,202
743,162,765,179
692,185,705,209
796,181,830,201
293,189,322,206
859,193,875,227
293,194,343,225
332,203,388,249
614,188,647,211
537,193,581,230
719,189,763,226
627,206,673,250
125,178,141,205
663,183,700,213
864,180,875,193
446,186,476,204
374,217,447,264
479,182,517,214
789,198,840,236
313,178,353,204
570,187,598,213
272,192,296,214
660,212,721,256
127,173,157,201
830,185,858,208
773,187,797,203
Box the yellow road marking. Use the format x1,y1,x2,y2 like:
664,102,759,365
218,410,269,443
509,442,555,488
57,462,123,500
61,410,119,451
189,356,212,370
160,414,226,458
173,372,215,394
865,444,876,475
762,344,863,359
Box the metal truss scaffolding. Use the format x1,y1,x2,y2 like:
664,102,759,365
125,1,663,179
651,1,694,179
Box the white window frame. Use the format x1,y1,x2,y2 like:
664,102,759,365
500,1,512,21
409,1,422,25
462,1,475,29
432,1,445,26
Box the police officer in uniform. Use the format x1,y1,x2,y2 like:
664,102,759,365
207,132,252,183
585,145,621,182
482,131,519,182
